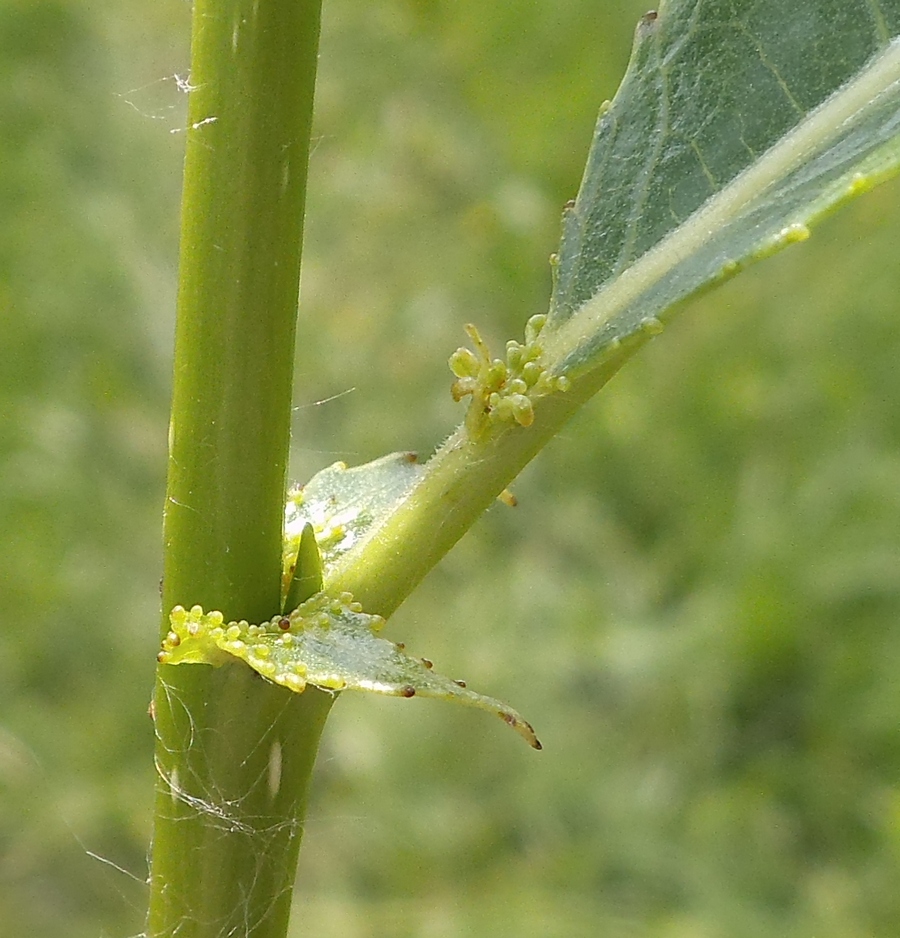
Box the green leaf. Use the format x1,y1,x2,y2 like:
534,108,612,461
159,594,541,749
543,0,900,375
283,452,423,581
281,1,900,643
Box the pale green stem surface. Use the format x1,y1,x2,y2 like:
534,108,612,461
327,338,648,618
147,1,327,936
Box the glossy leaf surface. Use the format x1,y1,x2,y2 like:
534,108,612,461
284,452,423,580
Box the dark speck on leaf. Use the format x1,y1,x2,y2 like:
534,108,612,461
638,10,659,34
401,685,416,697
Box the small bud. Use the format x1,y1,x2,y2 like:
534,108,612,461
524,314,547,344
484,360,508,391
449,346,480,378
521,361,543,387
492,396,515,422
506,341,524,370
451,376,478,402
509,394,535,427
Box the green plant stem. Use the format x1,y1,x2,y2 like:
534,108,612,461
147,1,326,936
327,336,650,618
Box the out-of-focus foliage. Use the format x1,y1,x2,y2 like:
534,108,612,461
1,1,899,936
0,1,185,934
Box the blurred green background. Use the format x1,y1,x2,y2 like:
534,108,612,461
2,1,900,936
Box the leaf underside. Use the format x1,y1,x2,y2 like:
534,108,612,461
543,0,900,375
159,594,541,750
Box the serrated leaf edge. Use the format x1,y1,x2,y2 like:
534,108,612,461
158,594,541,749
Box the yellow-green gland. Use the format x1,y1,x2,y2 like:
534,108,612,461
524,314,547,344
484,360,508,391
521,361,543,386
492,393,534,427
449,346,480,378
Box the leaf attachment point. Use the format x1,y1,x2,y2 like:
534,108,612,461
159,594,541,749
284,452,424,580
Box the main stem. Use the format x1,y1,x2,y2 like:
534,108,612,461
147,2,327,937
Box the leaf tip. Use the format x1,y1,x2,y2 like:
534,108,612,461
500,710,542,750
